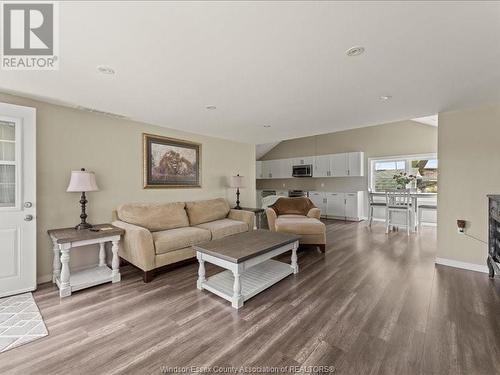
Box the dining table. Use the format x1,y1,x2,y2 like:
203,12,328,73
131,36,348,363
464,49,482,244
371,191,437,232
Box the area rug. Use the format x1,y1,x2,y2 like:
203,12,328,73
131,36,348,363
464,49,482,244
0,293,48,353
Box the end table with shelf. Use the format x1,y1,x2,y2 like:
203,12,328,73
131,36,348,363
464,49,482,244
47,224,125,298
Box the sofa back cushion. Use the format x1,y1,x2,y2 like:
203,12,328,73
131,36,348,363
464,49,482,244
185,198,230,225
116,202,189,232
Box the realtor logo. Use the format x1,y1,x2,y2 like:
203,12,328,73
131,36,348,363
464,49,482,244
1,1,59,70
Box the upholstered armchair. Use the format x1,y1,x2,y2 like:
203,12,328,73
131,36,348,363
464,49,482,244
265,197,326,253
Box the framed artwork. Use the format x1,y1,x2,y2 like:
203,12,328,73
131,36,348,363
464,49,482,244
143,133,201,188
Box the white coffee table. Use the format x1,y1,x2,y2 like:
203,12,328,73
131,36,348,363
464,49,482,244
193,230,300,309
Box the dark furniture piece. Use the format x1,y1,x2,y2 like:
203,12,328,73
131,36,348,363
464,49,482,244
488,195,500,278
241,207,265,228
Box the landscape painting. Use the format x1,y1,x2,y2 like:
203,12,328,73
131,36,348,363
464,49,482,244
143,133,201,188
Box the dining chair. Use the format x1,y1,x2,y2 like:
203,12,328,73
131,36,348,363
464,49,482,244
385,189,412,235
418,204,437,230
368,188,386,227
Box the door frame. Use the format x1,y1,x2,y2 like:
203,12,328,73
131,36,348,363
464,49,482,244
0,102,36,298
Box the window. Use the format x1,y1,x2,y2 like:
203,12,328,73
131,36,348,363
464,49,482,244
369,154,438,193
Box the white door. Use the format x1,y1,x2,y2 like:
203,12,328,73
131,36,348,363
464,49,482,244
255,161,262,179
314,155,329,177
0,103,36,298
326,193,345,217
261,160,271,179
347,152,364,176
309,191,326,214
345,193,358,219
330,154,348,177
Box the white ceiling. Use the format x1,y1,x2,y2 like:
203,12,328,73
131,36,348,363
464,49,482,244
1,1,499,144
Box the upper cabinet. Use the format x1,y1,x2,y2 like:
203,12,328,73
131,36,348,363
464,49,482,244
292,156,314,166
256,161,263,179
347,152,364,176
314,155,330,177
258,152,364,179
312,152,364,177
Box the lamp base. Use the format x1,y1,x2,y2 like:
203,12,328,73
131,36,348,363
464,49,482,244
75,222,93,230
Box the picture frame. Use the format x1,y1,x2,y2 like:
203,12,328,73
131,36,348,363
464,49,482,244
143,133,201,188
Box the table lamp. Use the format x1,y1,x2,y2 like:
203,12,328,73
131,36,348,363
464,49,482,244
67,168,99,230
230,174,245,210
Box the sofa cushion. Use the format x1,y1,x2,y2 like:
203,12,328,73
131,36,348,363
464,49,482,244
116,202,189,232
153,227,211,255
195,219,248,240
185,198,230,225
275,217,326,235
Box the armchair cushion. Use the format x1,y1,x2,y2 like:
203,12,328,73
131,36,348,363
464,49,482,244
275,217,326,235
186,198,230,225
196,219,248,240
153,227,211,255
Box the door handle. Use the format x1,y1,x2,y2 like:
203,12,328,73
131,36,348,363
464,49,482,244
24,215,34,221
24,202,33,208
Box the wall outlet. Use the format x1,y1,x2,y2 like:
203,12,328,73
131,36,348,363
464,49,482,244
457,219,466,234
282,183,286,188
320,182,325,188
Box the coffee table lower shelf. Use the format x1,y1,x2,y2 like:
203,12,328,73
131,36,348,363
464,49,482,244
201,259,293,306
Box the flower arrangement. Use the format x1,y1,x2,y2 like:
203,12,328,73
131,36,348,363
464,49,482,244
393,172,416,189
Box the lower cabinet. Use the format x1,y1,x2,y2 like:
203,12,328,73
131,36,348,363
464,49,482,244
310,191,364,221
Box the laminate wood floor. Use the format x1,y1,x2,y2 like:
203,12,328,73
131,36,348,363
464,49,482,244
1,221,500,375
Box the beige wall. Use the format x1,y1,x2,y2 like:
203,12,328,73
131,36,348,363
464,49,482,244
0,92,255,281
437,104,500,265
257,120,437,193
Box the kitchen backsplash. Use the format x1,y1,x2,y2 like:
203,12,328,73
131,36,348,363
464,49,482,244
256,176,367,192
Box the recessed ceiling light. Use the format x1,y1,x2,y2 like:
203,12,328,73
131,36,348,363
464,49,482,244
205,105,217,110
380,95,392,101
263,125,271,128
346,46,365,57
96,65,115,74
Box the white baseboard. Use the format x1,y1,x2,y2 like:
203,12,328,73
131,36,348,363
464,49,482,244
435,257,488,274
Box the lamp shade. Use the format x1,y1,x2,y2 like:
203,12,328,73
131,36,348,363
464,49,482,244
229,175,245,188
67,170,99,192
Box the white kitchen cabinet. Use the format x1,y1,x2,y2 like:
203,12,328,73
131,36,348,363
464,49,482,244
314,155,330,177
330,154,348,177
309,191,327,214
292,156,314,166
256,161,263,179
347,152,364,176
345,192,364,220
326,193,345,217
261,160,271,179
279,158,293,178
316,191,365,221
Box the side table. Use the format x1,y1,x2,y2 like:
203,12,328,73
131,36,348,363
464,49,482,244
47,224,125,298
240,207,265,229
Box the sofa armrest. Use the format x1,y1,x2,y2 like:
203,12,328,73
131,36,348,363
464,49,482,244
112,220,156,271
228,209,255,231
265,208,277,231
307,208,321,219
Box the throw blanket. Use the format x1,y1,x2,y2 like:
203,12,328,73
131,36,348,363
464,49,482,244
269,197,316,216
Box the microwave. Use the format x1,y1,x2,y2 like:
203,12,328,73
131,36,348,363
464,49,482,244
292,164,313,177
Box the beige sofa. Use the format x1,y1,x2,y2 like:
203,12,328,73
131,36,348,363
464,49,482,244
112,198,255,282
265,197,326,253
